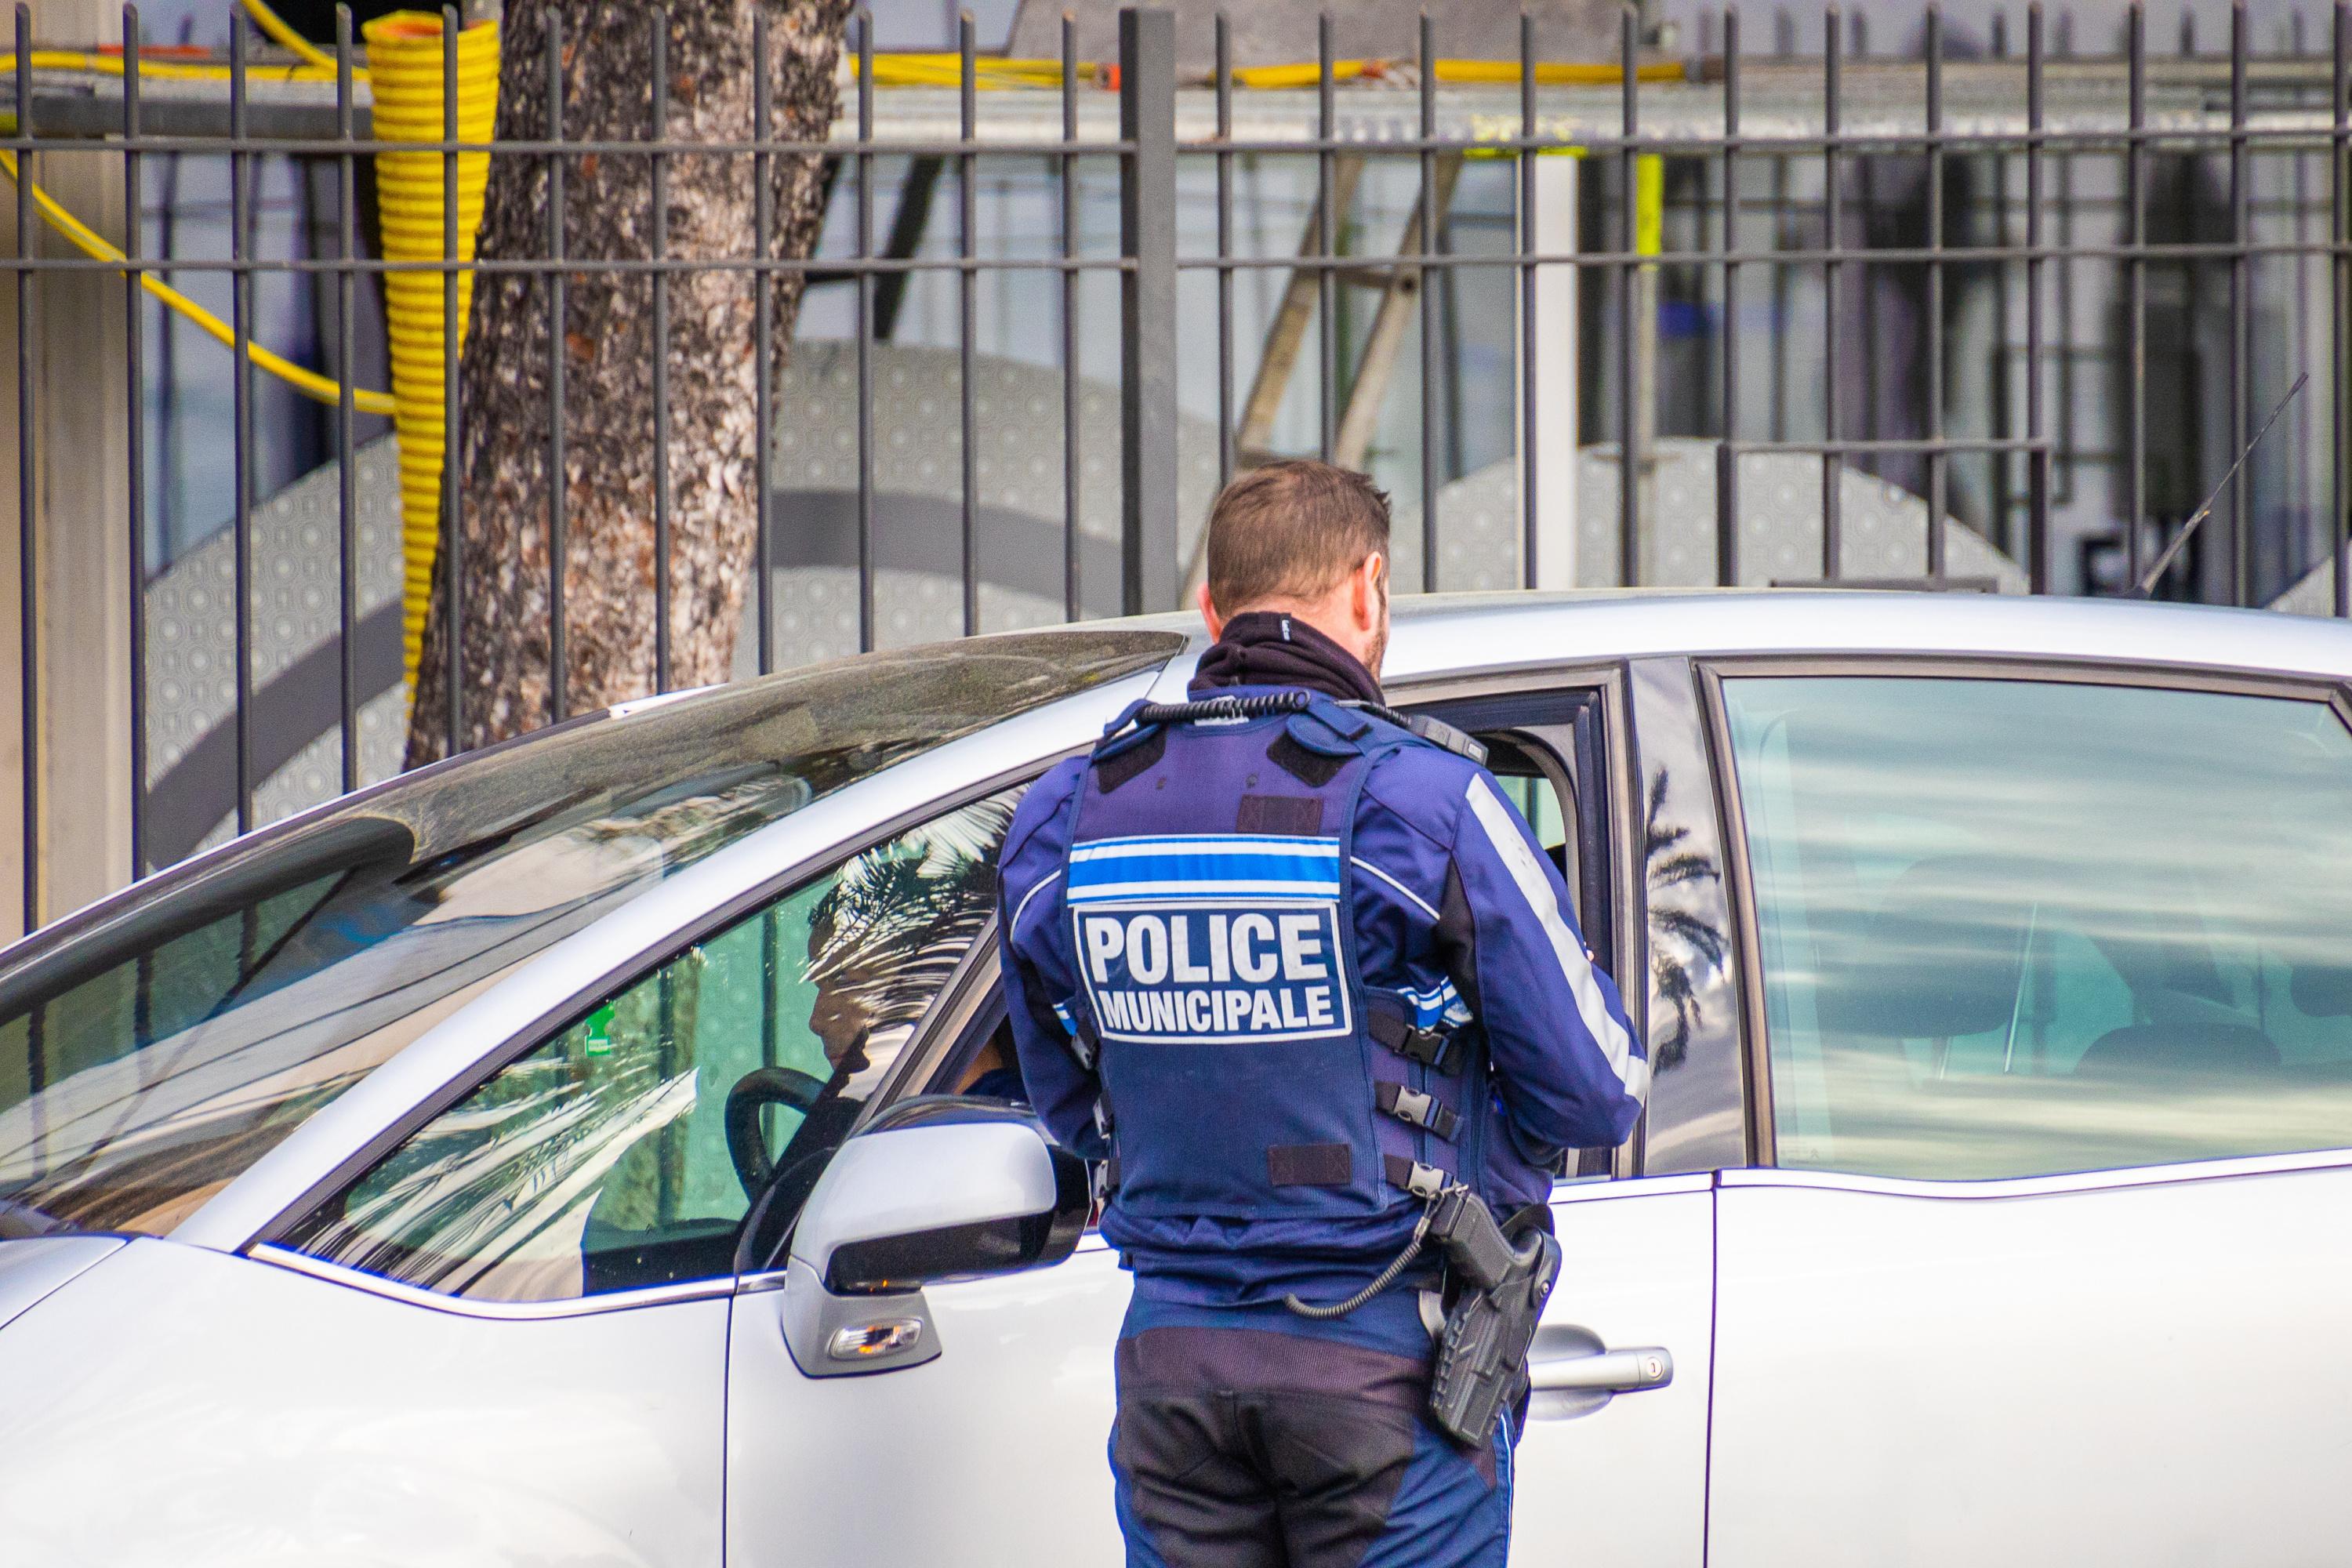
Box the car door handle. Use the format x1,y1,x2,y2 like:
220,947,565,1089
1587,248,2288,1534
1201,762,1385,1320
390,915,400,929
1527,1345,1673,1395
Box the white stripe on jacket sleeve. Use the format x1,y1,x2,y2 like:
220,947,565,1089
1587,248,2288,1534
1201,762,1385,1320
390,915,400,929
1463,774,1648,1103
1008,867,1065,938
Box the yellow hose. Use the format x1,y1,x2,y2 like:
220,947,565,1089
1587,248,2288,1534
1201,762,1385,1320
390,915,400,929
853,53,1075,89
362,9,497,693
0,22,393,412
0,140,395,415
855,53,1689,90
240,0,357,77
1230,58,1688,89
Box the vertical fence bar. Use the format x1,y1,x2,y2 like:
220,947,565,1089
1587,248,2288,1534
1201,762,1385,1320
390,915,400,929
1518,9,1537,588
2052,11,2075,510
4,1,32,920
8,2,31,925
2025,2,2046,593
1856,12,1877,466
1063,11,1081,621
1820,2,1841,579
2228,0,2249,606
2336,0,2349,617
959,9,978,637
856,13,874,650
546,12,568,716
1419,9,1438,592
753,9,772,673
1317,12,1336,463
1926,3,1947,578
10,5,29,931
1215,13,1232,492
1768,9,1790,443
157,37,176,565
1118,6,1178,614
1618,3,1639,587
2292,10,2310,558
124,5,148,868
335,7,359,787
130,267,162,959
441,5,463,750
649,9,671,688
2127,0,2146,593
230,13,254,833
1718,7,1740,587
1991,12,2014,558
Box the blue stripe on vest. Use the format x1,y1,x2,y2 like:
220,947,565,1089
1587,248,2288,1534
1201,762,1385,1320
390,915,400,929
1394,978,1464,1029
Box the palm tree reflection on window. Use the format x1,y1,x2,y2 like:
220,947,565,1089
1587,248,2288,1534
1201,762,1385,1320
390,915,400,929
803,794,1018,1076
1646,768,1727,1073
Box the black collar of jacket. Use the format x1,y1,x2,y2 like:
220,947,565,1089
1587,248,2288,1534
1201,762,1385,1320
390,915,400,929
1188,611,1384,706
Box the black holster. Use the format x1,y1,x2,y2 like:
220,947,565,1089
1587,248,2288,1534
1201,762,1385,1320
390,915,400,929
1424,1189,1562,1449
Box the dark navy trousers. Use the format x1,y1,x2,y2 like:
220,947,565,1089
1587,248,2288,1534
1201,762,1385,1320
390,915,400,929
1110,1294,1513,1568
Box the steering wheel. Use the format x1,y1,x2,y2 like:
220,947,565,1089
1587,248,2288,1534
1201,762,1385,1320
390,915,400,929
724,1066,831,1198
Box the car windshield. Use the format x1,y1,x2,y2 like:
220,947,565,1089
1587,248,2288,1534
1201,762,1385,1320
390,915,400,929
0,630,1178,1239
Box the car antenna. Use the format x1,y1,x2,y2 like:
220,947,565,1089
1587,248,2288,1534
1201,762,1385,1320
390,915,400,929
2132,371,2307,600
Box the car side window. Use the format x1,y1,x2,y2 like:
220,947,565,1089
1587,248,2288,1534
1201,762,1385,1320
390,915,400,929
1446,704,1622,1178
1482,737,1580,922
278,789,1019,1304
1722,675,2352,1180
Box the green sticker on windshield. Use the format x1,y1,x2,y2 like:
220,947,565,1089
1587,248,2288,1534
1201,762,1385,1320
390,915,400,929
583,1002,615,1056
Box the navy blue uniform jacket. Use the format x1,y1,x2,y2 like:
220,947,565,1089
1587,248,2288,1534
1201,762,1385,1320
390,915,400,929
997,677,1646,1305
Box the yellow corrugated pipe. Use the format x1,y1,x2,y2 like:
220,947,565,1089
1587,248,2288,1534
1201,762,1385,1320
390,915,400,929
362,8,498,693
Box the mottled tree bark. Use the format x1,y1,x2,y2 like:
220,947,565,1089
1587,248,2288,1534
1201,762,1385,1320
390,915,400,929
405,0,851,766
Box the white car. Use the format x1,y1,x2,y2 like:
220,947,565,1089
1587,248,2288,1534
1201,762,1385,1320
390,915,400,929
4,591,2350,1566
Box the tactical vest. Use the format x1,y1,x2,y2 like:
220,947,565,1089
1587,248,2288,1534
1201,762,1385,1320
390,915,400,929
1061,691,1492,1232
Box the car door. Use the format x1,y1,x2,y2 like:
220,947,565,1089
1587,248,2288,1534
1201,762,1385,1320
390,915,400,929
724,673,1715,1567
169,787,1027,1565
1415,674,1715,1566
1700,660,2352,1565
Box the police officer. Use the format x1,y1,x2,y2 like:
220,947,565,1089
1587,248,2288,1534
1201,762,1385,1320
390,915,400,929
996,459,1645,1567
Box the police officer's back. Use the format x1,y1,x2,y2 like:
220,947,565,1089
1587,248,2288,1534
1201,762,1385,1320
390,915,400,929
997,460,1645,1568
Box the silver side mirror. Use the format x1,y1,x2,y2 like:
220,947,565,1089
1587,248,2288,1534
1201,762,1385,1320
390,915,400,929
776,1100,1088,1377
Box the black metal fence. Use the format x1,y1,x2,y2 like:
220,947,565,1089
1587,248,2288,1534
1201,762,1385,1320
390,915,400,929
7,0,2352,935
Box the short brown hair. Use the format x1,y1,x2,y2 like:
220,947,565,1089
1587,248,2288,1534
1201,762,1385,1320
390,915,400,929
1203,460,1391,614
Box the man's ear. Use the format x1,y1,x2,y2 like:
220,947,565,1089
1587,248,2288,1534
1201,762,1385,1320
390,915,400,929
1352,553,1387,630
1196,582,1226,641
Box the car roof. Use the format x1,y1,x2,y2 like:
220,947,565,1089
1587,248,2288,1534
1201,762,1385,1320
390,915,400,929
1117,590,2352,685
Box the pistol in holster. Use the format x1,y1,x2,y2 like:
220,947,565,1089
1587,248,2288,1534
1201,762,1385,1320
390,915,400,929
1424,1187,1562,1450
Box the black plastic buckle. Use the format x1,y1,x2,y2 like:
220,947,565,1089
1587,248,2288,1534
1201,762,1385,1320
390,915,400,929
1370,1009,1465,1074
1398,1025,1463,1073
1382,1154,1450,1200
1374,1081,1461,1141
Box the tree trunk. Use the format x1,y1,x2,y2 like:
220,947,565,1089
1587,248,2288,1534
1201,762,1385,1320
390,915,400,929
405,0,851,767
